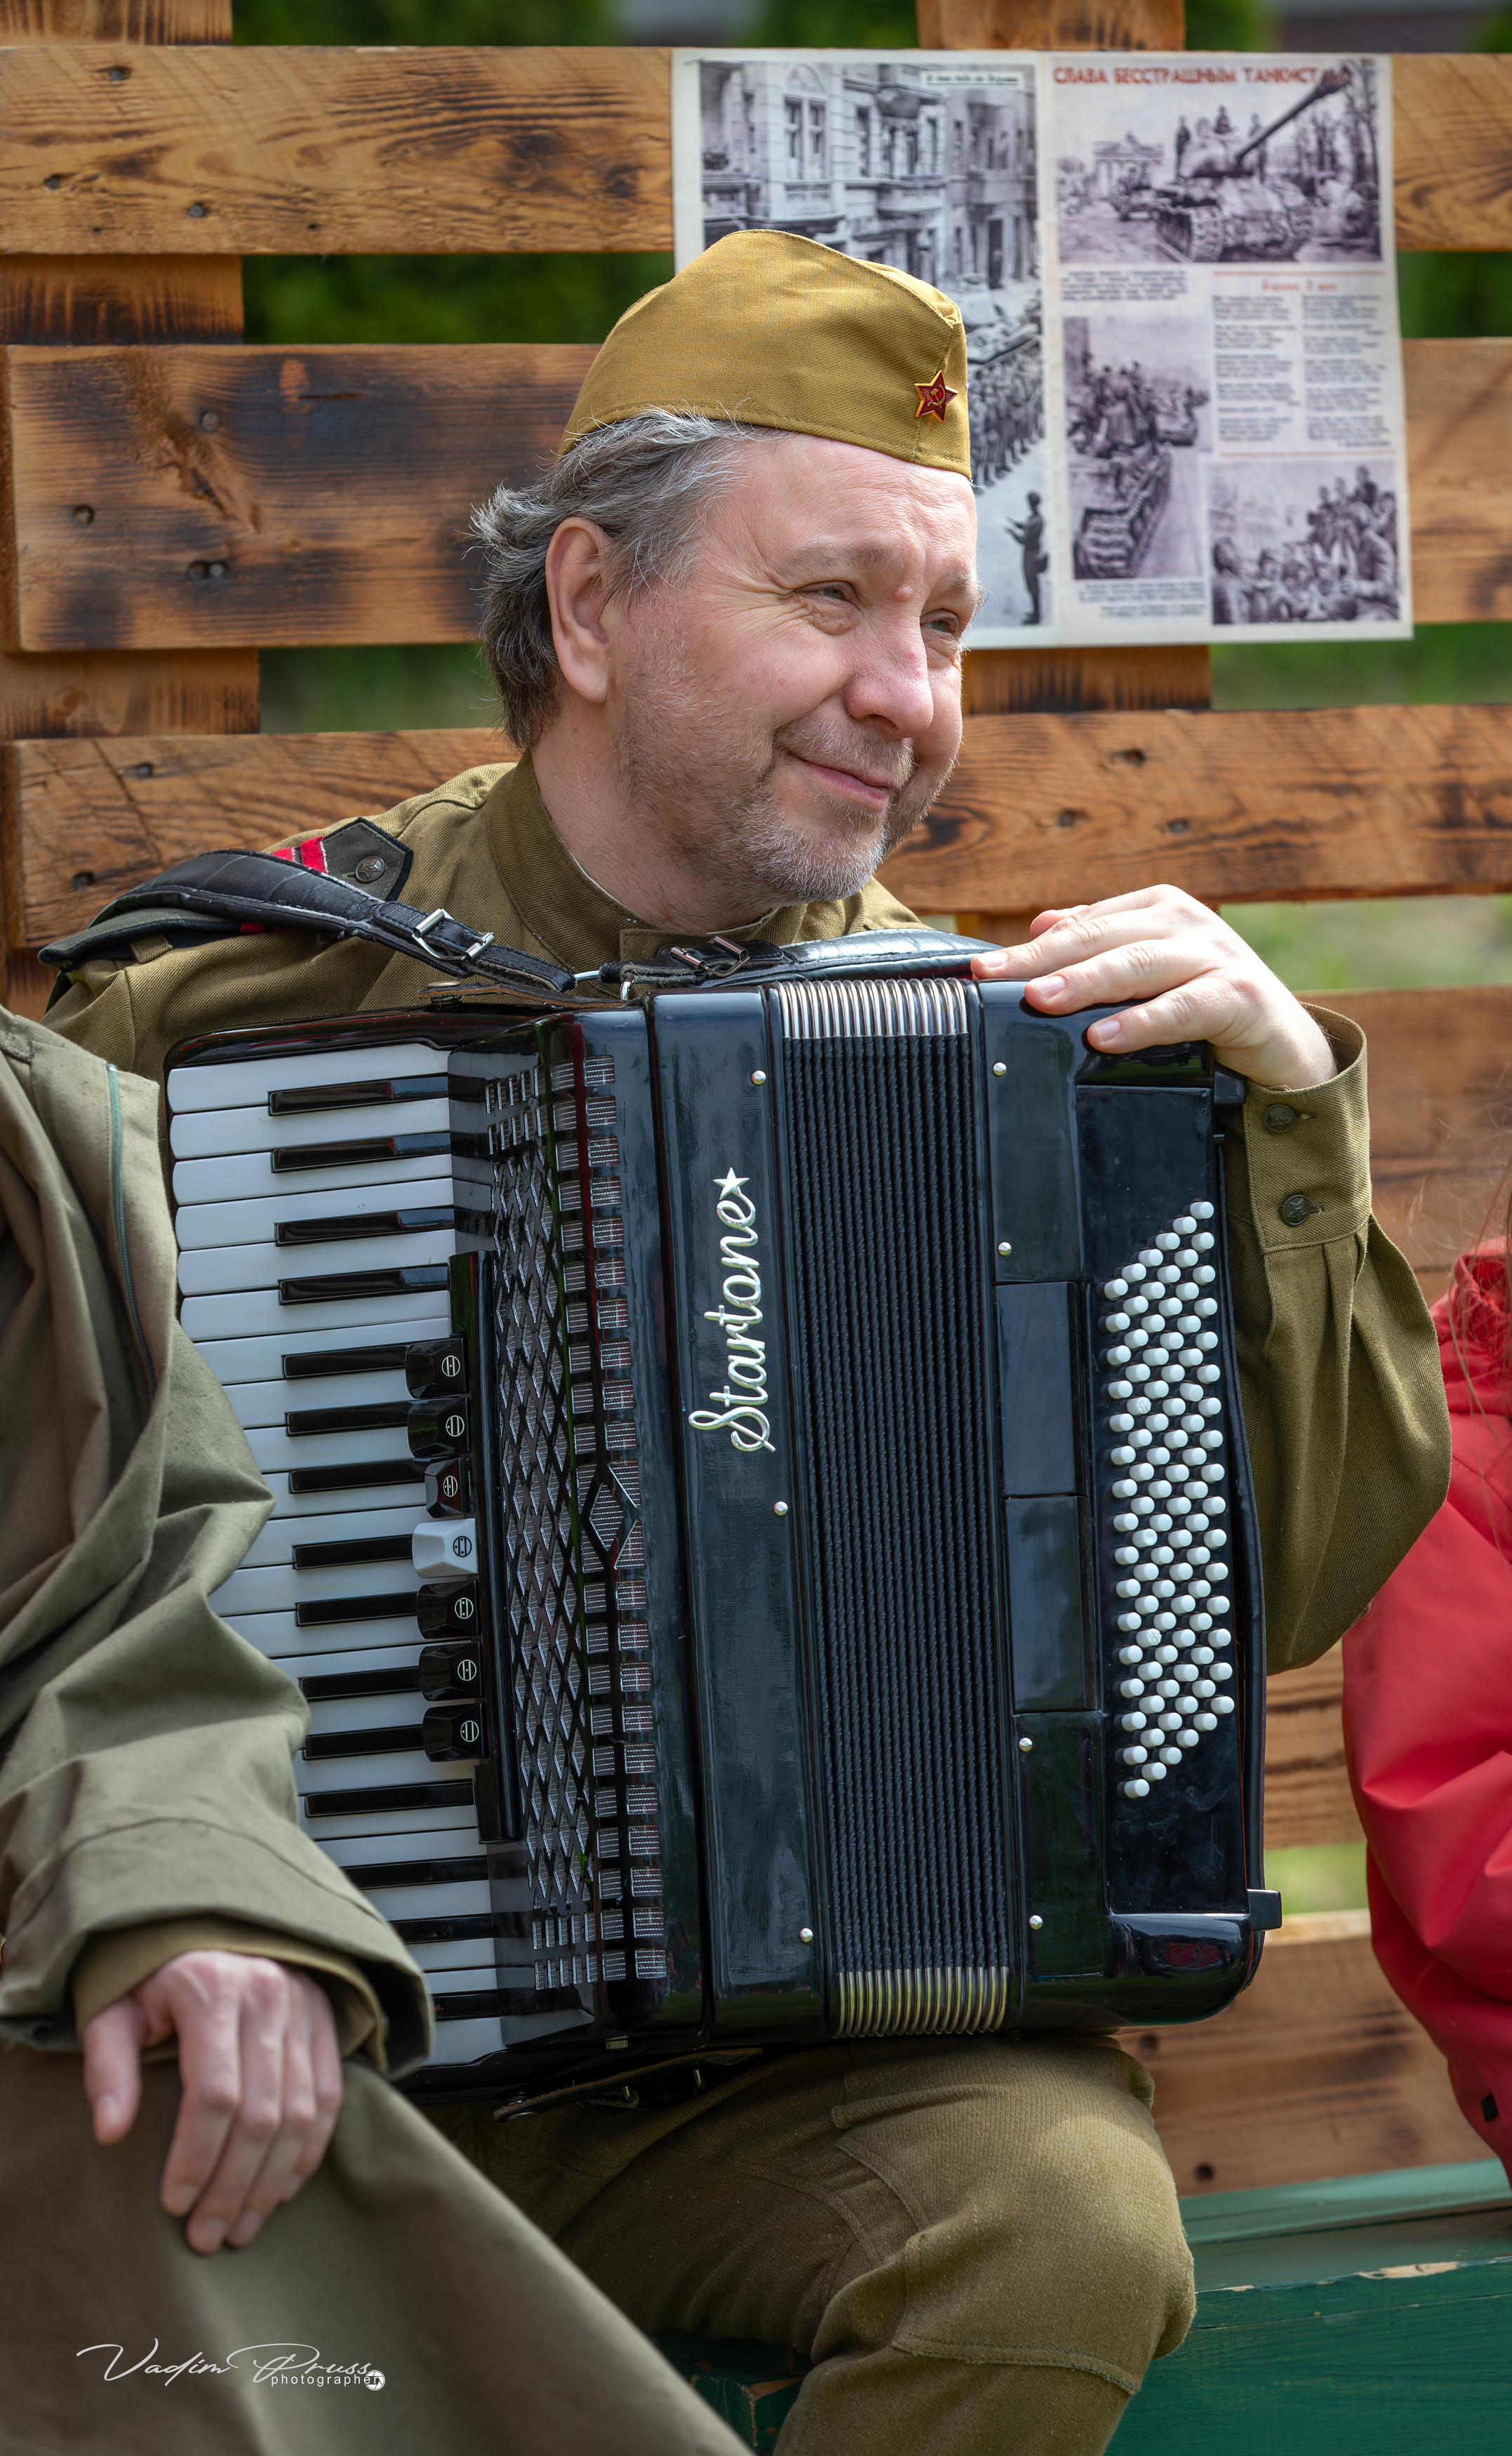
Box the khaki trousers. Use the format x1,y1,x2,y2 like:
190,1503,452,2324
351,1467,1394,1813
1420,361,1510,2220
0,2045,741,2456
436,2033,1196,2456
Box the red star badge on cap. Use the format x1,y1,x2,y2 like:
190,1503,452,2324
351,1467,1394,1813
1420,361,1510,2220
914,373,957,422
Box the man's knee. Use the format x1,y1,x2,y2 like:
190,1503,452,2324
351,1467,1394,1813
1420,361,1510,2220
825,2036,1194,2387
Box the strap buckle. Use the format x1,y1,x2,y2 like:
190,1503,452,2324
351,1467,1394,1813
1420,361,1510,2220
415,907,496,963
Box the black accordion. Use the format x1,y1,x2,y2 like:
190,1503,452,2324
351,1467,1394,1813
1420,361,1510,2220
167,931,1273,2097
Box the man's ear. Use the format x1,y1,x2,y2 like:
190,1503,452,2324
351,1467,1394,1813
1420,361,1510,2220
544,519,615,708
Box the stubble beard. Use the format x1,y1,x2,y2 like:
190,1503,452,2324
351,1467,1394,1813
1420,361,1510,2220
613,615,944,911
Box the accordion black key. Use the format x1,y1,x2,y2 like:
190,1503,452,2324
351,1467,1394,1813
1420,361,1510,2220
167,931,1273,2095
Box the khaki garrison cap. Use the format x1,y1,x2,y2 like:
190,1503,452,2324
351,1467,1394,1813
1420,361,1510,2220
560,229,970,479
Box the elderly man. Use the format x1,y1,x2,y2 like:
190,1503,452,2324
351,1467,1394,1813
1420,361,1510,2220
48,232,1448,2456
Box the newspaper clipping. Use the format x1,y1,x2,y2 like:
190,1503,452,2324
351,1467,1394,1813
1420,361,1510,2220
669,49,1409,649
1052,52,1407,643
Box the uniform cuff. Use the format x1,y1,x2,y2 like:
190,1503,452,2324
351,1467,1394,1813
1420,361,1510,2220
1240,1005,1370,1254
70,1918,386,2066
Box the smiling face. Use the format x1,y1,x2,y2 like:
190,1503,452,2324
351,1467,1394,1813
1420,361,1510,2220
594,431,979,912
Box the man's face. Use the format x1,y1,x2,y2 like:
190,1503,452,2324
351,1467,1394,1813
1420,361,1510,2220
603,432,978,910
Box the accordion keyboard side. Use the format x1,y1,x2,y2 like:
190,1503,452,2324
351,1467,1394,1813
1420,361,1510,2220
166,1012,704,2094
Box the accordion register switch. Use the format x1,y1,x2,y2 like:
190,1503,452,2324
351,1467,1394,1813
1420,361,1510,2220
165,932,1280,2097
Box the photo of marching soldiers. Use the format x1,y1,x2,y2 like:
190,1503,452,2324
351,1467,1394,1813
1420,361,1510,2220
1056,57,1381,268
1064,312,1211,582
688,55,1047,634
1206,458,1400,625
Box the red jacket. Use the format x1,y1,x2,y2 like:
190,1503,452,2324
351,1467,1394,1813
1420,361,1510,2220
1342,1247,1512,2180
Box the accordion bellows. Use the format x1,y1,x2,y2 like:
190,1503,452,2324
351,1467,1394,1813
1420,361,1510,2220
166,933,1271,2093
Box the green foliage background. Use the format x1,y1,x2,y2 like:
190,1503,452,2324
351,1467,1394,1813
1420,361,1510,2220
234,0,1512,1062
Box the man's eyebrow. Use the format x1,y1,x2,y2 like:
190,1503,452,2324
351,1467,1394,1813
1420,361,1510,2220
773,542,982,598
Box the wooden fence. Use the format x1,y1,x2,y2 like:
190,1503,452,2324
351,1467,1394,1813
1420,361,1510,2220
1,0,1507,2193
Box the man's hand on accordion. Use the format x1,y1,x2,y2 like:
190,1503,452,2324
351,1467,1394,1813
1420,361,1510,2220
971,883,1337,1091
82,1951,344,2256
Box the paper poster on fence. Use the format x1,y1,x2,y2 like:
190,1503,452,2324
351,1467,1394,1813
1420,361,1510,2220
1046,51,1409,644
669,49,1410,650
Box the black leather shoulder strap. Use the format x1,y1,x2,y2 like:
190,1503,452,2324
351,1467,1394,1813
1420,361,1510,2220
39,820,574,1001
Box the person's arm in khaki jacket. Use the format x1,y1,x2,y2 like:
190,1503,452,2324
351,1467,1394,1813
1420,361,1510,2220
975,888,1450,1673
0,1013,431,2253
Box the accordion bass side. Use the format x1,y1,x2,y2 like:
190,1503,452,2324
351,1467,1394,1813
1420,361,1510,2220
166,933,1275,2095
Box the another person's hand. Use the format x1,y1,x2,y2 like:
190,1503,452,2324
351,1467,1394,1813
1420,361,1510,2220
82,1951,343,2255
972,885,1337,1091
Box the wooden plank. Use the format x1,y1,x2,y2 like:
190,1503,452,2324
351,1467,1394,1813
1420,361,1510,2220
1,341,597,651
1394,54,1512,257
883,699,1512,915
1,45,1507,255
0,45,673,256
1320,987,1512,1298
4,334,1499,650
1405,336,1512,627
16,700,1512,946
963,642,1211,716
0,2,230,38
1264,1646,1362,1855
0,253,241,345
1116,1910,1491,2194
921,0,1183,47
2,723,500,942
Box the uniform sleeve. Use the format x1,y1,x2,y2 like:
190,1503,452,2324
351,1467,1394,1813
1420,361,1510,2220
1224,1006,1451,1673
70,1916,386,2066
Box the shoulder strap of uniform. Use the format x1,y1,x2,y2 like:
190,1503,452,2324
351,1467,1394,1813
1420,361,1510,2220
37,818,574,1001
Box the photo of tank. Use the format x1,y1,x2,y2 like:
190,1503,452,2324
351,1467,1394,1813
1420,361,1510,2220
1206,458,1400,626
1065,314,1210,581
1057,58,1381,269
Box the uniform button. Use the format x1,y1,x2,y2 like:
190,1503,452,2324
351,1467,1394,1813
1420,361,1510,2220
1263,1102,1299,1133
1278,1191,1318,1226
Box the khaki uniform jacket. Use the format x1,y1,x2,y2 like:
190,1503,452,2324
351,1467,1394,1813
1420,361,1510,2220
47,753,1450,1676
0,1010,431,2066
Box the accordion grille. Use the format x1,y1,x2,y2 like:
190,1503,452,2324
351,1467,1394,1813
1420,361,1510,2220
490,1071,594,1955
777,984,1010,2036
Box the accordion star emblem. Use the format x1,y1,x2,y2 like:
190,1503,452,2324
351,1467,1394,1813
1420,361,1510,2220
914,373,957,422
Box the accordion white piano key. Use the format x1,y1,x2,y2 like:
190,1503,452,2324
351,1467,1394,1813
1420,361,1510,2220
182,1283,450,1342
300,1738,464,1790
211,1555,420,1619
225,1370,415,1433
356,1875,493,1923
302,1686,430,1739
178,1224,464,1299
174,1146,458,1206
406,1938,523,1977
321,1831,487,1884
166,1040,450,1114
196,1318,448,1387
222,1608,420,1657
241,1419,423,1478
275,1639,440,1689
170,1093,455,1163
299,1787,479,1841
176,1177,460,1251
260,1471,426,1521
238,1501,420,1570
426,2013,525,2062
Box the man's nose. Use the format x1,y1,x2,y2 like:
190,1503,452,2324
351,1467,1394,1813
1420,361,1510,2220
840,623,938,741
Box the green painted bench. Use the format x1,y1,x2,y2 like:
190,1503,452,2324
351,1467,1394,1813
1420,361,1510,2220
657,2159,1512,2451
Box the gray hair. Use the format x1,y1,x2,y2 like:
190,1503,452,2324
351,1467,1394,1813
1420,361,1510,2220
471,411,761,748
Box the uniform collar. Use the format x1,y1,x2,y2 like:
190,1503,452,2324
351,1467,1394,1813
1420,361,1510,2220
482,752,825,975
